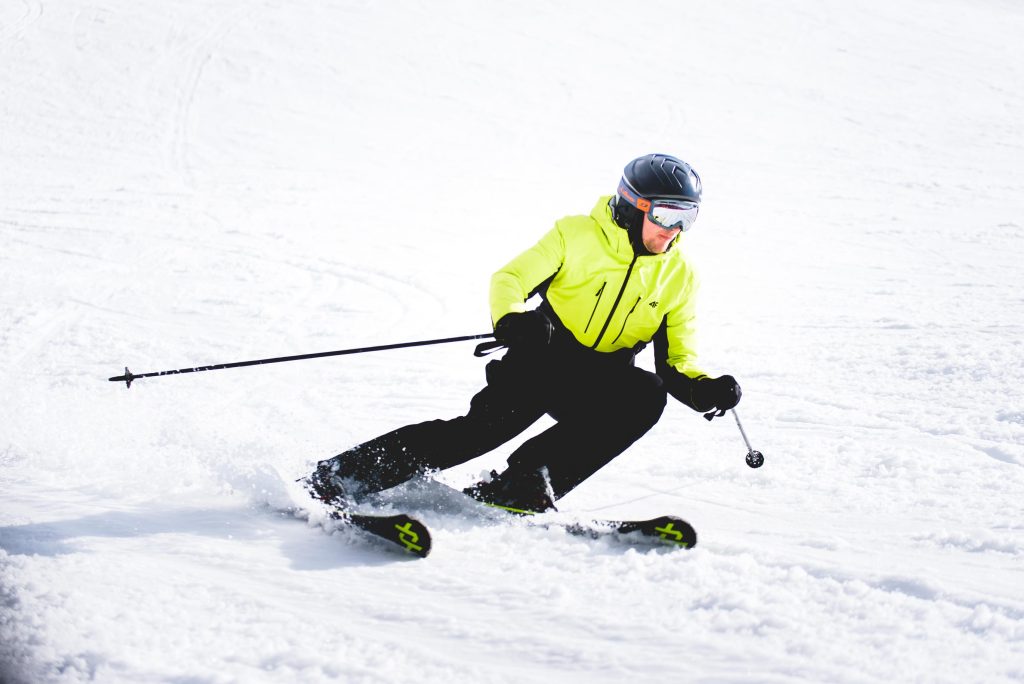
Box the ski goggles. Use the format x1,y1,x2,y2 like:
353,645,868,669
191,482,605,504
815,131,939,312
617,181,700,232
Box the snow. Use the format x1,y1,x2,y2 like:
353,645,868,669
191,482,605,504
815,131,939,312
2,0,1024,681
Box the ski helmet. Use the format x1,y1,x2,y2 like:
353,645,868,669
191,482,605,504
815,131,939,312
619,153,702,206
611,153,702,254
612,153,702,235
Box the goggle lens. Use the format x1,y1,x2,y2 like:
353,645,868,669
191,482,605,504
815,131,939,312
648,201,699,232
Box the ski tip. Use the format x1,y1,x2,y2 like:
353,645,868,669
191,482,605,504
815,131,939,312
647,516,697,549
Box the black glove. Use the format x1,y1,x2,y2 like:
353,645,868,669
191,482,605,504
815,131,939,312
692,374,742,412
494,310,553,349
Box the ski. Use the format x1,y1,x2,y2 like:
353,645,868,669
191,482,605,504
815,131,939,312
536,515,697,549
327,508,433,558
457,482,697,550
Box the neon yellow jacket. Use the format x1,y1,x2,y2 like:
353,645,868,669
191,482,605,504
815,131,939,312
490,196,706,380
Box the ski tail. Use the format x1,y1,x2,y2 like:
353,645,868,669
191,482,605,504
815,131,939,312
619,516,697,548
549,515,697,549
331,509,433,558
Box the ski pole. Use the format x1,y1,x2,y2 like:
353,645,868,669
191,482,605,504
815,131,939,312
109,332,495,388
732,409,765,468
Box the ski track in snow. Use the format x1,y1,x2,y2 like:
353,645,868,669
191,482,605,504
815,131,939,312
3,0,1024,682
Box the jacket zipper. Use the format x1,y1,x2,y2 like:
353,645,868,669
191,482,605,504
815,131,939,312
591,255,639,349
583,282,606,333
610,296,642,345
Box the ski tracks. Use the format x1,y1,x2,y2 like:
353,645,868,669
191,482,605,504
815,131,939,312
167,6,251,189
130,233,449,341
0,0,42,46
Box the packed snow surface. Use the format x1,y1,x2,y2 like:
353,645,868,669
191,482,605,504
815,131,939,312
2,1,1024,682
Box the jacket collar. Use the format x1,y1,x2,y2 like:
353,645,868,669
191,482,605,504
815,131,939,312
591,196,677,260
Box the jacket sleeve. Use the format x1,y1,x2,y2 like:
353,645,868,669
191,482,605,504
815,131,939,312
489,224,565,325
653,270,711,411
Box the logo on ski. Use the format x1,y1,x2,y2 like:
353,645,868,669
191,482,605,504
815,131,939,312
394,521,425,554
654,521,691,548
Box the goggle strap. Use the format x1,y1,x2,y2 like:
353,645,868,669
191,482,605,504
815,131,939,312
617,180,651,212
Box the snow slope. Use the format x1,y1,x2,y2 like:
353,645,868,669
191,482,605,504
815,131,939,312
2,0,1024,681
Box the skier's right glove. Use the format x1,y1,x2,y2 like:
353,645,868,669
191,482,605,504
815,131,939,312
692,374,742,412
494,310,553,349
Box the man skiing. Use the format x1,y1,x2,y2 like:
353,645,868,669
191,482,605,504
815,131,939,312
304,153,742,514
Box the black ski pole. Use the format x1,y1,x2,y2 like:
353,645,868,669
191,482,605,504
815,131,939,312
109,332,495,388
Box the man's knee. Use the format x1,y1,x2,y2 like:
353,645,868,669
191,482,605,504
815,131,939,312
623,370,667,432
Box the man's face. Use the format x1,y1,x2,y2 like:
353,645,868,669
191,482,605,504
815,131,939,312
640,214,681,254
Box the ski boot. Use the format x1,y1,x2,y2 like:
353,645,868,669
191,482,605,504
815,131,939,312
463,466,557,515
302,460,354,509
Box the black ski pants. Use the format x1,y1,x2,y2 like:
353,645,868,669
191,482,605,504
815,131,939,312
328,339,668,500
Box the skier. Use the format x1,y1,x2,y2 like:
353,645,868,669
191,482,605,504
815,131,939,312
304,153,742,514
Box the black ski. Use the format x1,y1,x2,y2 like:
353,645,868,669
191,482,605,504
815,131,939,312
537,515,697,549
327,508,432,558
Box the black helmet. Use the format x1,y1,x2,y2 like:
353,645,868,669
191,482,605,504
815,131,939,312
611,153,702,241
619,153,702,206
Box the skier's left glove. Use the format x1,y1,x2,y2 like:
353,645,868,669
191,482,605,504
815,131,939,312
692,375,742,412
